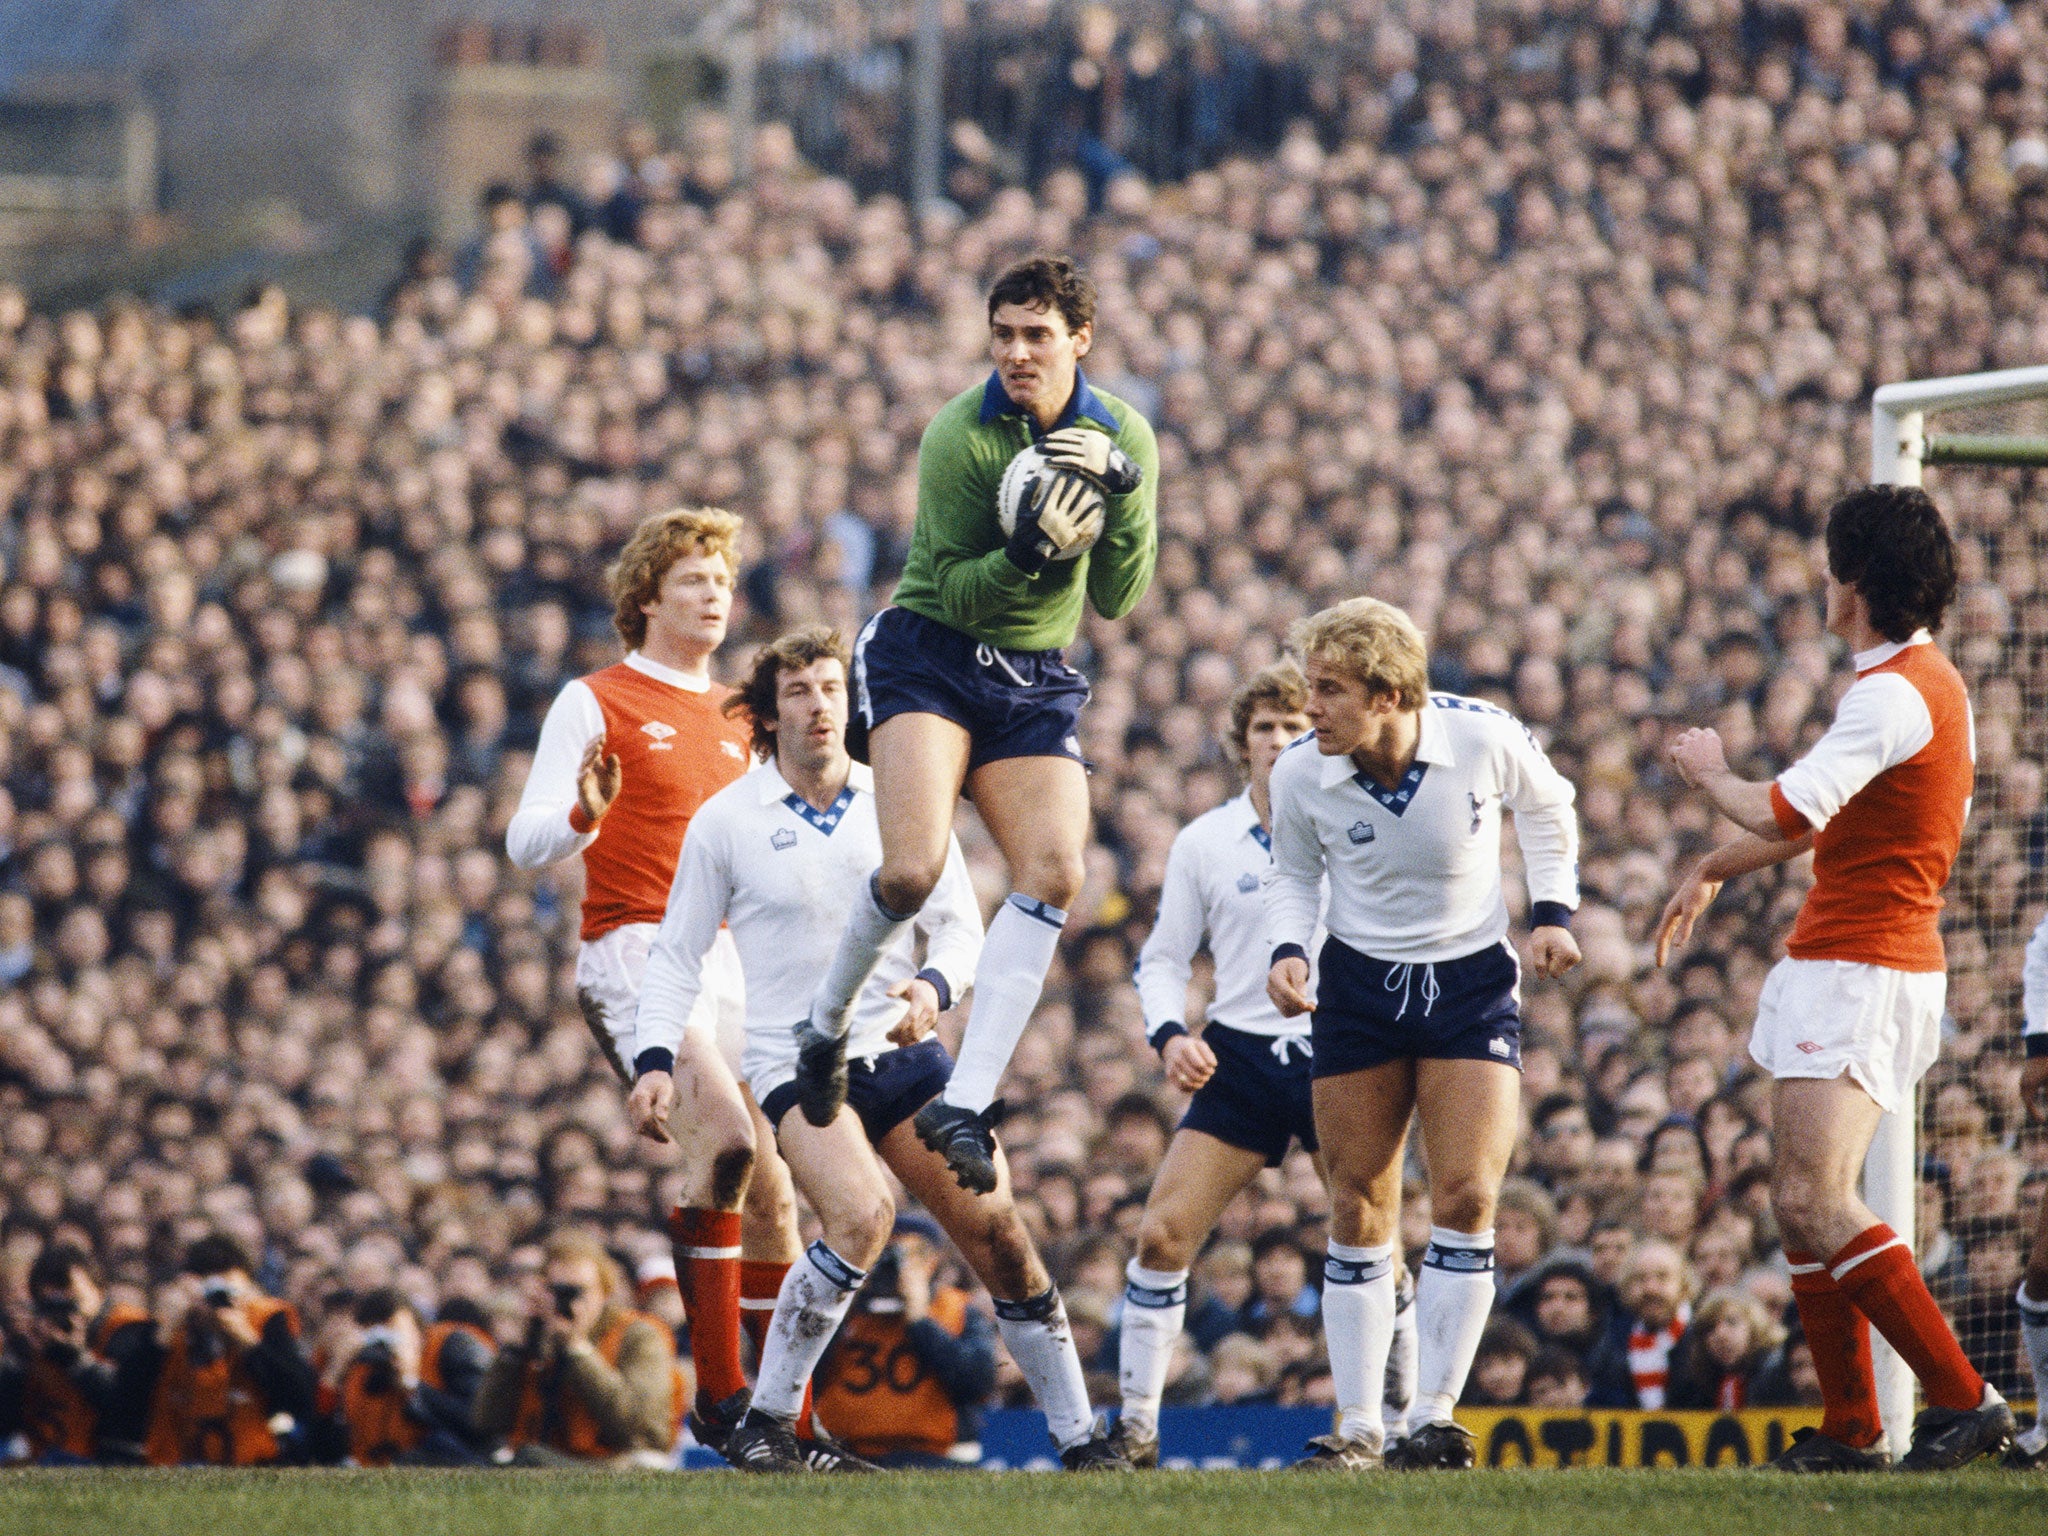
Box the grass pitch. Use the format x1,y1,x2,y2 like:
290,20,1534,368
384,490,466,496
0,1466,2038,1536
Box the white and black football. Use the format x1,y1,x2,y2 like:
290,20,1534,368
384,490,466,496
996,443,1107,562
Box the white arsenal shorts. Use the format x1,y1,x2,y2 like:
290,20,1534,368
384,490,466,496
1747,957,1945,1115
575,922,747,1080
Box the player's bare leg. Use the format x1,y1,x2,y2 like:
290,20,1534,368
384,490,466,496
661,1030,761,1446
1390,1057,1519,1468
2011,1148,2048,1465
726,1107,891,1472
915,753,1090,1193
1112,1129,1269,1461
881,1112,1123,1467
1772,1073,2010,1469
1297,1061,1411,1466
797,713,970,1125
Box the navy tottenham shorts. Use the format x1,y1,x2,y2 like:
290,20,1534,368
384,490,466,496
849,607,1089,771
762,1037,954,1146
1179,1022,1318,1166
1310,938,1523,1079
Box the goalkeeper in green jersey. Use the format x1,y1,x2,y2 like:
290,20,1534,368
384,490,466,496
794,253,1159,1194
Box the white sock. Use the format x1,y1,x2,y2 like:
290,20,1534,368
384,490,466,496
1413,1225,1496,1426
751,1241,864,1419
2019,1282,2048,1446
943,895,1064,1111
1382,1266,1418,1439
994,1288,1094,1449
1117,1261,1188,1437
809,874,915,1037
1322,1241,1395,1448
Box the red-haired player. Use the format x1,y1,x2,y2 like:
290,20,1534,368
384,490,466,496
1659,484,2013,1471
506,506,817,1460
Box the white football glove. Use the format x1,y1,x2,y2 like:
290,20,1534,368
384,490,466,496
1004,468,1105,573
1040,427,1143,495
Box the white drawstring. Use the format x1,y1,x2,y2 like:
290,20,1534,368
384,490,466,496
1270,1034,1312,1064
975,642,1032,688
1383,962,1440,1020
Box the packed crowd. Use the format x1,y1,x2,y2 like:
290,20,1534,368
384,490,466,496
5,0,2048,1463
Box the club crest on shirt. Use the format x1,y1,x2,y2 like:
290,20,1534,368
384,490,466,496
1348,820,1375,845
641,721,676,751
1469,792,1485,833
1237,872,1260,894
771,828,798,851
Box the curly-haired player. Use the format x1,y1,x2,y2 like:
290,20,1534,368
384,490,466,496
506,506,814,1460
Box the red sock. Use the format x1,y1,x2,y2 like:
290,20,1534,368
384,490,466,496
670,1206,746,1406
738,1258,815,1434
740,1259,787,1359
1829,1223,1985,1412
1787,1250,1881,1447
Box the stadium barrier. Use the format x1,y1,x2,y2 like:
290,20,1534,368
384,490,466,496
973,1405,1832,1471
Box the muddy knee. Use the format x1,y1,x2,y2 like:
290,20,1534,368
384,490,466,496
709,1144,755,1210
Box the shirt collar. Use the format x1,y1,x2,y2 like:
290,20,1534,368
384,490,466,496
1852,628,1932,674
625,650,710,692
758,757,872,804
1316,702,1456,789
978,368,1120,434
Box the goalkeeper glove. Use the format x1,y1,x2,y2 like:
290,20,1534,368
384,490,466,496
1004,468,1105,575
1040,427,1143,496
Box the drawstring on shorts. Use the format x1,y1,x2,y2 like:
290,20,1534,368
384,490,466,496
1383,962,1440,1020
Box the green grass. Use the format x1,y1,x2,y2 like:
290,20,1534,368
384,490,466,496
0,1467,2038,1536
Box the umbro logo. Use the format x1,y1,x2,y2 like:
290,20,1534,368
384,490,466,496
1237,872,1260,894
1348,821,1375,845
641,721,676,751
771,828,798,851
1796,1041,1823,1055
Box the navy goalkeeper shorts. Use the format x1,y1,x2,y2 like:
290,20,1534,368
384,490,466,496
848,607,1089,770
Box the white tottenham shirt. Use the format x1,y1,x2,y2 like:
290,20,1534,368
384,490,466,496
2022,910,2048,1055
1265,694,1581,965
634,759,983,1095
504,650,710,869
1137,791,1323,1047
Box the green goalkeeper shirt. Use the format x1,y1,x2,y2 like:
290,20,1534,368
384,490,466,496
890,370,1159,652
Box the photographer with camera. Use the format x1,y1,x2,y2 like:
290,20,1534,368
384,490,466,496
0,1243,158,1463
472,1231,680,1465
144,1234,318,1465
337,1289,495,1466
812,1214,998,1468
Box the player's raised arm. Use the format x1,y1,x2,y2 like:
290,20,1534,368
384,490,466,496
913,410,1042,631
505,680,608,869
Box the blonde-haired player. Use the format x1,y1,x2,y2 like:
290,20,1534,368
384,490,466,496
1265,597,1580,1470
506,506,812,1459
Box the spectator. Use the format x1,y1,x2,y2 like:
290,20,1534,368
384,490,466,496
1586,1241,1695,1410
472,1231,678,1466
813,1215,999,1469
1462,1318,1541,1408
1524,1346,1591,1410
336,1288,495,1467
1665,1288,1785,1412
1513,1258,1611,1370
2,1243,156,1463
145,1235,318,1466
1526,1094,1596,1191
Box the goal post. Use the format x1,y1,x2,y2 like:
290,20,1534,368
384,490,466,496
1867,363,2048,1452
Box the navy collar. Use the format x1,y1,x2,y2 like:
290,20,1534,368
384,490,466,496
979,368,1120,436
782,785,857,836
1353,760,1429,817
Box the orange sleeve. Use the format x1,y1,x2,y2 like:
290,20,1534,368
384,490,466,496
1769,781,1811,839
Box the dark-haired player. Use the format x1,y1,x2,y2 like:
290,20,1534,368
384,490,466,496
1659,483,2013,1471
793,254,1159,1195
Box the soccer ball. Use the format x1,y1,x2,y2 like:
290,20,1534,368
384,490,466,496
996,444,1106,562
